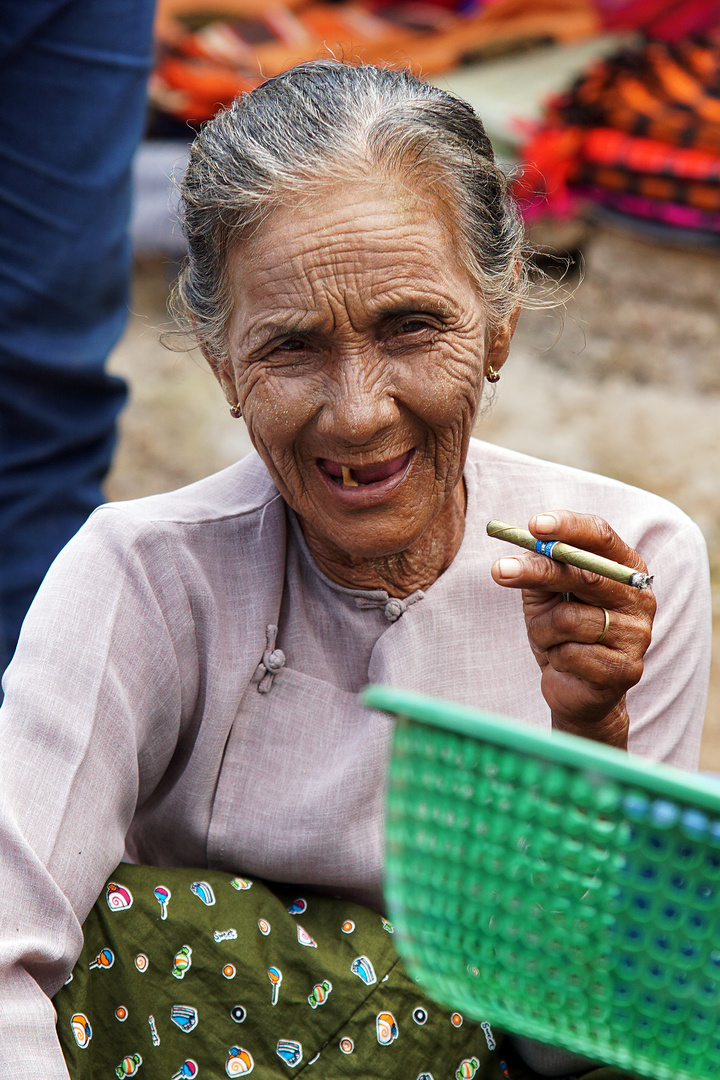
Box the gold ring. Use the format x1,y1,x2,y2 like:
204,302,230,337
595,607,610,645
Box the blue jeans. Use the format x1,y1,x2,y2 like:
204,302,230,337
0,0,156,681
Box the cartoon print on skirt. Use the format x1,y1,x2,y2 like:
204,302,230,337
54,865,623,1079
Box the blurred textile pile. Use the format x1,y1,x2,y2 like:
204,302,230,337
144,0,720,245
150,0,599,124
515,11,720,240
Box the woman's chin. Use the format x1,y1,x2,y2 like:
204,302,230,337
287,457,453,576
306,513,431,566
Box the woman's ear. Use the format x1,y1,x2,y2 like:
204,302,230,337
203,350,238,407
486,304,521,376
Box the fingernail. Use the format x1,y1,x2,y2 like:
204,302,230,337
497,557,523,579
534,514,558,534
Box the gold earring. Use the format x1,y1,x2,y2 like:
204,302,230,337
229,402,242,418
486,366,501,383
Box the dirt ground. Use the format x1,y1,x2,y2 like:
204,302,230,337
105,218,720,768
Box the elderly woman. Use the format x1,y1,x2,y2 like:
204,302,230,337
0,60,711,1079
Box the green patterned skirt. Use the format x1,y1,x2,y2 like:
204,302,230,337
54,866,631,1080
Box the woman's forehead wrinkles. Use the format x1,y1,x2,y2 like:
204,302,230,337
237,272,468,349
238,241,468,308
250,233,433,289
228,183,483,352
239,184,462,278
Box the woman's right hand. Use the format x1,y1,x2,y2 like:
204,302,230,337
491,510,656,749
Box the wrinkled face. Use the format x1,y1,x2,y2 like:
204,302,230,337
218,181,512,561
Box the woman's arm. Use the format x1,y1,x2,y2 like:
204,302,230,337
0,509,192,1076
490,506,710,1075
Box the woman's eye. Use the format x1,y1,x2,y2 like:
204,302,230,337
397,318,432,334
276,337,307,352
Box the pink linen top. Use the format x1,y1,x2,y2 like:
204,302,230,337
0,438,711,1075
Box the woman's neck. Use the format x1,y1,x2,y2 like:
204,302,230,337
299,479,467,597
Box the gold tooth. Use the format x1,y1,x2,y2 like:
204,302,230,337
341,465,359,487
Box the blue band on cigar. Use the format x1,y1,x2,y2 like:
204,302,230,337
535,540,558,558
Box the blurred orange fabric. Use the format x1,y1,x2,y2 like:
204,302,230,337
151,0,599,122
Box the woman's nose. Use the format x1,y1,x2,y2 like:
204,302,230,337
316,350,398,443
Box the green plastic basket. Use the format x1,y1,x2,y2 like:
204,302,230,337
364,684,720,1080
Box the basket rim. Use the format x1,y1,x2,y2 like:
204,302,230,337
363,684,720,814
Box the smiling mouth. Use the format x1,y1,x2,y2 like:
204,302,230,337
319,451,413,487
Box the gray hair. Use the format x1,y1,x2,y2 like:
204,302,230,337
171,59,527,367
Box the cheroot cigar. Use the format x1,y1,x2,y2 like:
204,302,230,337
486,520,653,590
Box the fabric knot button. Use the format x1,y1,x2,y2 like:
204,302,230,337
257,624,284,693
354,588,423,621
265,649,285,673
384,598,405,622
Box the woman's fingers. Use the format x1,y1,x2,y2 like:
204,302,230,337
491,550,653,612
530,510,650,575
541,637,644,693
528,599,648,706
527,599,650,655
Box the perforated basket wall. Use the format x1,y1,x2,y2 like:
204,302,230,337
363,685,720,1080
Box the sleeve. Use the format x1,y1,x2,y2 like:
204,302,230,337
625,516,712,770
513,512,712,1077
0,507,199,1076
